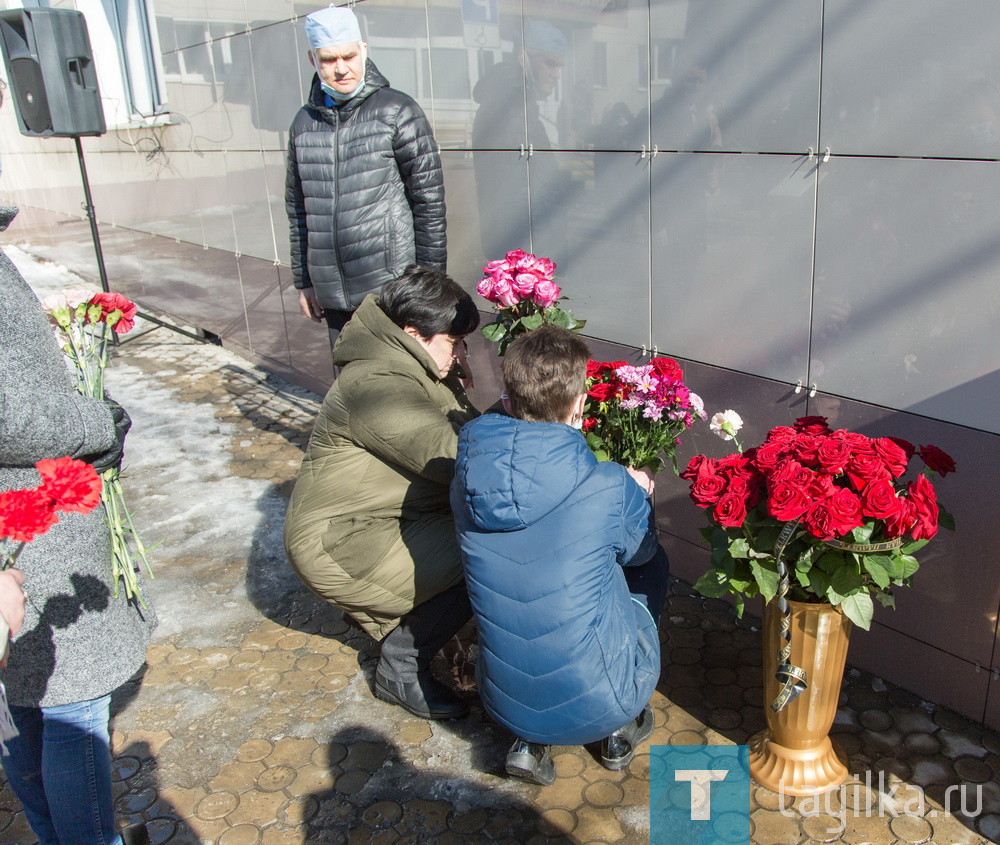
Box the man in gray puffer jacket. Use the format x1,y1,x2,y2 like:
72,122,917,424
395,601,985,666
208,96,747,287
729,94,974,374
287,6,446,347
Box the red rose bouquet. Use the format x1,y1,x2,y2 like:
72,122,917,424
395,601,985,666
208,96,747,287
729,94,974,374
42,289,152,604
583,357,707,474
477,249,585,355
685,414,955,629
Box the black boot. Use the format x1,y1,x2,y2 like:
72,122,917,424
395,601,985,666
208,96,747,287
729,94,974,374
120,822,150,845
373,668,469,720
505,738,555,786
600,705,654,771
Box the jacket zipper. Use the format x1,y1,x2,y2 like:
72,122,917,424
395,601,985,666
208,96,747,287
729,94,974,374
332,106,350,308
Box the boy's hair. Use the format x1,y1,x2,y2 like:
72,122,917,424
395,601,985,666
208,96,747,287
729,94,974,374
502,325,590,422
379,266,480,338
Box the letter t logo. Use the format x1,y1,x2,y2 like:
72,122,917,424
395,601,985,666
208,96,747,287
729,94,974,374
674,769,728,820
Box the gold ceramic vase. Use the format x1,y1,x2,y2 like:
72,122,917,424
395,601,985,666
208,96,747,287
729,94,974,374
743,599,852,796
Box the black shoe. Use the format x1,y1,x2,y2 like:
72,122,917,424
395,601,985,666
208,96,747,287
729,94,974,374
120,822,150,845
373,669,469,720
600,705,654,771
505,739,556,786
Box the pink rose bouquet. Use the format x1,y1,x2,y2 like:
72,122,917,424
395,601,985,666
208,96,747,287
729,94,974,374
582,356,707,475
43,289,153,605
686,414,956,629
477,249,585,355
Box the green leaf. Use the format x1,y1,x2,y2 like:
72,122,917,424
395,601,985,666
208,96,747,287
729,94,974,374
851,523,874,544
938,505,956,532
520,312,544,331
897,555,919,579
694,570,730,598
816,551,846,574
795,548,814,572
480,323,507,342
808,568,831,600
592,449,609,462
585,432,604,450
862,557,891,589
749,559,779,604
875,592,896,610
838,591,875,630
899,538,929,555
832,563,864,595
699,526,714,544
729,538,750,559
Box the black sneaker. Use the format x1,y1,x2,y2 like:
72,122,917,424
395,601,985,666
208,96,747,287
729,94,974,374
600,705,654,771
505,739,556,786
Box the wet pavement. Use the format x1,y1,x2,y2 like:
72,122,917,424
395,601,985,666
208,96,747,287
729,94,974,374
0,250,998,844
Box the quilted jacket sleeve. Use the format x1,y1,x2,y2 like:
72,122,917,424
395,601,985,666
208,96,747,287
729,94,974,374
392,101,446,271
617,476,655,568
346,371,461,485
285,126,311,290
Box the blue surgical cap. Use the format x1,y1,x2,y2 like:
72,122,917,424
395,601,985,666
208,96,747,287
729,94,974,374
305,6,363,49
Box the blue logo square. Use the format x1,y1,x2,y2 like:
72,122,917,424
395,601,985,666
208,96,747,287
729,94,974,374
651,745,757,845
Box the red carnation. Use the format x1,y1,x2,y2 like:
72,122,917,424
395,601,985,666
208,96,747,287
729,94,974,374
90,291,138,334
586,360,609,378
650,357,683,380
581,416,597,432
0,487,59,543
36,457,102,514
917,444,956,477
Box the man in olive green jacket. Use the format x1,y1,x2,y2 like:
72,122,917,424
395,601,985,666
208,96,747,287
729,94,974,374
284,268,479,719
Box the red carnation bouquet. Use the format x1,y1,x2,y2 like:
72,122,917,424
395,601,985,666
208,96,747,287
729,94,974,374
583,357,707,475
477,249,585,355
42,289,152,604
1,458,102,568
685,414,955,629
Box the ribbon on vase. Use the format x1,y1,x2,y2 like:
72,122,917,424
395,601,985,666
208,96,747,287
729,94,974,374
770,519,808,712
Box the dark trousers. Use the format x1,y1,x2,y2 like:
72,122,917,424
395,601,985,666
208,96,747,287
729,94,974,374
378,583,473,683
624,542,670,628
325,308,353,350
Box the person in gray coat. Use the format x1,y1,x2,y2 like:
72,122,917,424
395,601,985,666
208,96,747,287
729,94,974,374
286,6,446,347
0,205,155,845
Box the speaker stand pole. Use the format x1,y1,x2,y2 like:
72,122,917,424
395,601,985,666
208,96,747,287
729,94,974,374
73,136,219,346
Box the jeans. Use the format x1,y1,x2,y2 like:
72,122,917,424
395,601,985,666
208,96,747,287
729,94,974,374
2,695,122,845
623,542,671,629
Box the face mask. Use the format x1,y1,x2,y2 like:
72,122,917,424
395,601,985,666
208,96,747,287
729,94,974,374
572,416,583,430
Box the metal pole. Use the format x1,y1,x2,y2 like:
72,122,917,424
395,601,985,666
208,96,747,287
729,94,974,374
74,134,110,294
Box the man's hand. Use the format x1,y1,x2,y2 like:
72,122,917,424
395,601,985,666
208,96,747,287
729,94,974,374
626,466,655,496
299,289,325,323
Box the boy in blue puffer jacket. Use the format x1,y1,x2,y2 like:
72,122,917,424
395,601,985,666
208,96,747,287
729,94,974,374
451,325,670,785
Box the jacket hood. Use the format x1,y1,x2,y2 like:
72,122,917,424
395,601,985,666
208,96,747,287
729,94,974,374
455,413,596,532
307,59,389,116
332,294,441,380
472,59,522,106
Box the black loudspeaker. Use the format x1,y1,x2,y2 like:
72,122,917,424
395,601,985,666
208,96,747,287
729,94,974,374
0,7,105,137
